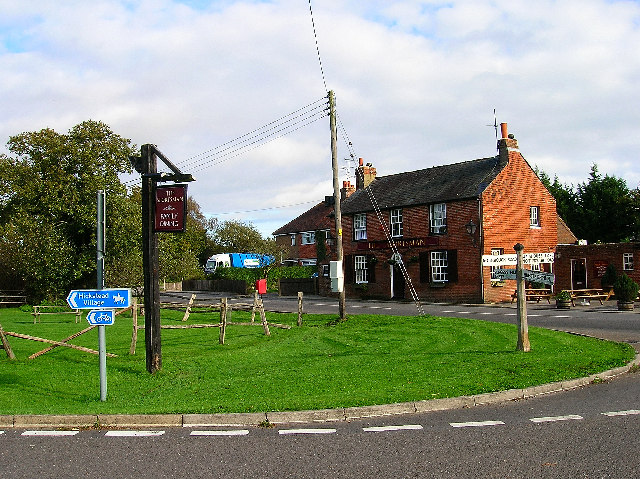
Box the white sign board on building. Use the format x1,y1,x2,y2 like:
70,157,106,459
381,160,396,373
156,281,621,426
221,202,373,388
482,252,554,266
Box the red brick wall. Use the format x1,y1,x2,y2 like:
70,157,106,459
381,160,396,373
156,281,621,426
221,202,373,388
555,243,640,291
481,149,558,302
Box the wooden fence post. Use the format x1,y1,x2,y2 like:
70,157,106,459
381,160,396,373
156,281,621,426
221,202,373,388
297,291,303,326
219,298,227,345
251,290,258,323
0,322,16,360
129,297,138,355
259,299,270,336
182,293,196,322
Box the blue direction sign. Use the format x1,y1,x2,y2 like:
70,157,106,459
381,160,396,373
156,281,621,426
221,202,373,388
66,288,131,310
87,309,115,326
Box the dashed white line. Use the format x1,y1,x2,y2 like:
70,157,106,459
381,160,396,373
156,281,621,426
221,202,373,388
602,409,640,417
190,430,249,436
530,414,583,423
22,430,79,437
450,420,505,428
363,425,423,432
278,428,336,435
553,315,571,318
479,312,494,315
104,430,165,437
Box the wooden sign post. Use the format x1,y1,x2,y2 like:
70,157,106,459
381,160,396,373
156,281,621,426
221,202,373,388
514,243,530,352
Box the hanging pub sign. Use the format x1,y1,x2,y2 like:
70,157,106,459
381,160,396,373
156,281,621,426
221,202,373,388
154,184,188,233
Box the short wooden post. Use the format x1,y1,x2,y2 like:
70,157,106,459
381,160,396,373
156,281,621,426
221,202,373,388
182,293,196,322
219,298,227,345
0,322,16,360
297,291,303,326
259,299,270,336
129,297,139,355
251,290,258,323
75,309,81,323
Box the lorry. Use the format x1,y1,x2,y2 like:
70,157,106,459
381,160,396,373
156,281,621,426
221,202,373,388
204,253,274,275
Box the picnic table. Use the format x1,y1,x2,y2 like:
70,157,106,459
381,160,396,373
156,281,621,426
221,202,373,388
566,288,613,306
511,288,553,304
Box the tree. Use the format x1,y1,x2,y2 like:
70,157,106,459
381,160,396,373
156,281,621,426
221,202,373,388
0,121,136,301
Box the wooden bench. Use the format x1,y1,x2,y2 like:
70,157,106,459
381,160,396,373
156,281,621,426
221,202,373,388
32,305,82,324
511,288,553,304
0,291,26,307
568,288,613,306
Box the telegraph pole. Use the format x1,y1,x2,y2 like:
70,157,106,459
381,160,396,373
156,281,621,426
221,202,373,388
329,91,346,319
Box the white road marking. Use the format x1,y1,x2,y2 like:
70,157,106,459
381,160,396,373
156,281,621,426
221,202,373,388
22,430,79,437
479,312,494,315
190,430,249,436
104,430,165,437
530,414,583,423
278,428,336,435
363,425,423,432
553,315,571,318
450,420,504,428
602,409,640,417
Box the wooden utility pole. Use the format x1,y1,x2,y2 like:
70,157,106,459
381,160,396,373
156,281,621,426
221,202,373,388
329,91,346,319
514,243,530,352
141,144,162,373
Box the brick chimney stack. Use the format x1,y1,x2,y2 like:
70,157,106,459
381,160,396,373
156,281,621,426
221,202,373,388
497,122,519,162
341,180,356,200
356,158,377,190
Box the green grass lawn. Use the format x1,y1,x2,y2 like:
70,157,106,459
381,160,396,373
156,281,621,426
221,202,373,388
0,306,634,415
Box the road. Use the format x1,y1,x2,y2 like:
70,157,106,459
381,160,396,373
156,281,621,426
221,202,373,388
2,293,638,478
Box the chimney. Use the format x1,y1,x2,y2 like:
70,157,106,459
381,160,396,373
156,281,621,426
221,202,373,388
356,158,377,190
341,180,356,201
497,122,519,161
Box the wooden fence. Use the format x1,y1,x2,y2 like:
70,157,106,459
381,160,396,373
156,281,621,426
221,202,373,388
182,279,248,295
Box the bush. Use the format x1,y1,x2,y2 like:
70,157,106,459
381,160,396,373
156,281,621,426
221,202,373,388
613,273,639,302
212,265,316,291
601,264,618,289
555,290,572,301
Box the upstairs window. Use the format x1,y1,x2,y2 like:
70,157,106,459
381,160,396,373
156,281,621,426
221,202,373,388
430,203,447,234
290,234,296,246
354,213,367,240
390,209,403,237
530,206,540,228
301,231,315,245
624,253,634,271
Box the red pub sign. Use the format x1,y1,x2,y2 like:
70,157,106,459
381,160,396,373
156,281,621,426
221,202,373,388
154,184,187,233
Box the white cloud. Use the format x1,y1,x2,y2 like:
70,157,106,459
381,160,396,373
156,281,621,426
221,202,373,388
2,0,640,235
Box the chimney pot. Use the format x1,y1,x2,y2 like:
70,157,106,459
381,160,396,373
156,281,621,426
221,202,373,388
500,123,508,139
359,158,363,166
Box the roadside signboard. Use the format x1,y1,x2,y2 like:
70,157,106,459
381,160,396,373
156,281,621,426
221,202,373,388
493,268,516,280
493,268,555,285
66,288,131,310
154,184,187,233
87,309,115,326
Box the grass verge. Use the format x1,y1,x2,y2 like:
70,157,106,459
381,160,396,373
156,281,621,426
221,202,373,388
0,307,634,415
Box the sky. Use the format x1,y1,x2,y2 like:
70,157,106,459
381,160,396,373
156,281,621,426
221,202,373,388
2,0,640,237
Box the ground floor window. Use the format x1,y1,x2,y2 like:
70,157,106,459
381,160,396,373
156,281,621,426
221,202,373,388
430,251,448,283
624,253,634,271
355,255,368,283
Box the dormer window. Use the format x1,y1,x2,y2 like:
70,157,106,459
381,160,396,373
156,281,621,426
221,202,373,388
430,203,447,234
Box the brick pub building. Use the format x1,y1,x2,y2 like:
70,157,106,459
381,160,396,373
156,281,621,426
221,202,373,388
325,123,557,303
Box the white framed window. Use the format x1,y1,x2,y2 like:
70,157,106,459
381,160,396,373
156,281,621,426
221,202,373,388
301,231,315,245
530,262,541,272
530,206,540,228
390,209,403,237
623,253,634,271
431,251,448,283
354,213,367,240
290,234,296,246
490,248,504,280
355,255,368,283
430,203,447,234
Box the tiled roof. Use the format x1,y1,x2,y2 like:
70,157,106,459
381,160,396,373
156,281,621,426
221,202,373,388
272,201,334,236
341,156,508,214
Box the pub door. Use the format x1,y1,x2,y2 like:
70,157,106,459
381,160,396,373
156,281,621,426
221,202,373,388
571,258,587,290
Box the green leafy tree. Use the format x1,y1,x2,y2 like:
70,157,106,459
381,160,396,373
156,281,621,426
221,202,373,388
0,121,136,301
